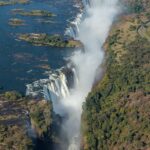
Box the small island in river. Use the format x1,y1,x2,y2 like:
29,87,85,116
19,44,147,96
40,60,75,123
0,0,29,6
18,33,83,48
12,9,55,17
8,18,25,26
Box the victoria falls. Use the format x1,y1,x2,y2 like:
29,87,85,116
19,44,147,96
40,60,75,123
0,0,150,150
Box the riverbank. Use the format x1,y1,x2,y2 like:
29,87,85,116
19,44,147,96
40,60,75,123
0,91,53,149
81,0,150,149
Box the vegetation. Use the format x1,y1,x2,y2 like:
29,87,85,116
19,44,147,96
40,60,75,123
0,125,33,150
8,18,25,26
123,0,150,13
0,0,29,6
81,1,150,149
4,91,22,100
0,92,54,149
12,9,54,17
138,21,150,41
18,33,83,48
29,100,53,136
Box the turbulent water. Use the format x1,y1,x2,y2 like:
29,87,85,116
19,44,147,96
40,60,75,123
26,0,119,149
61,0,119,149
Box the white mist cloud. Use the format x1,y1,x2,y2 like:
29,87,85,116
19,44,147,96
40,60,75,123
54,0,119,149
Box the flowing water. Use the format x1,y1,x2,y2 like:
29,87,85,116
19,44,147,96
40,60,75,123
0,0,80,93
26,0,119,149
61,0,119,149
0,0,119,149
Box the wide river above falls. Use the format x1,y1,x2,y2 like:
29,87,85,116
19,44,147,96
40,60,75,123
0,0,79,93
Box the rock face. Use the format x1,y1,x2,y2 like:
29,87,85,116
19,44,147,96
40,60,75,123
81,1,150,150
0,91,55,150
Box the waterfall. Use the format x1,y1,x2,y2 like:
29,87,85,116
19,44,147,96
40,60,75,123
26,0,119,149
26,66,78,112
62,0,119,149
65,13,83,39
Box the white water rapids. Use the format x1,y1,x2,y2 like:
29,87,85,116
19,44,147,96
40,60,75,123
60,0,119,149
26,0,119,149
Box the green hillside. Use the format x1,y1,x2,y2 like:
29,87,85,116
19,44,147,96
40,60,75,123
81,1,150,149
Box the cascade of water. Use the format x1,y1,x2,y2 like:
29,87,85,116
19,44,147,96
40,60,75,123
26,67,78,112
61,0,119,149
26,0,119,149
65,0,90,39
65,13,83,39
26,1,88,104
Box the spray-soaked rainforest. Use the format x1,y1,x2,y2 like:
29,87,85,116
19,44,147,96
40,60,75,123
0,0,150,150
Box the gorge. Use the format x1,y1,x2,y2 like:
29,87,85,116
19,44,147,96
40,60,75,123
1,0,149,149
26,0,119,149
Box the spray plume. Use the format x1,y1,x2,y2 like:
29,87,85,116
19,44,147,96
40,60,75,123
26,0,119,149
51,0,120,149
